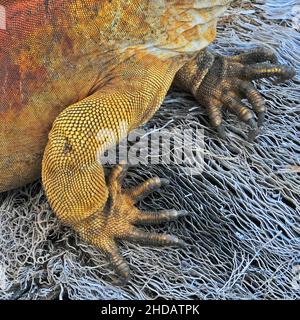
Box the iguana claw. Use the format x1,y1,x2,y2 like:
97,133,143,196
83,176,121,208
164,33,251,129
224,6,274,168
101,164,187,283
175,47,296,141
202,48,295,140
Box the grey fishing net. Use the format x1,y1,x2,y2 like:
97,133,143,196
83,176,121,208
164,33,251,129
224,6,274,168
0,0,299,300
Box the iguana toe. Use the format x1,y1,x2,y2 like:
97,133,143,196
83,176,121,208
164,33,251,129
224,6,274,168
91,164,187,283
175,47,296,140
203,49,295,139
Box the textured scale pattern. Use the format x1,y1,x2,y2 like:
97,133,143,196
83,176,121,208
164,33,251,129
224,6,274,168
43,59,178,222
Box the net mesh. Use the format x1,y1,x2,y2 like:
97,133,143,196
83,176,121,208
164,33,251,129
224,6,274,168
0,0,299,300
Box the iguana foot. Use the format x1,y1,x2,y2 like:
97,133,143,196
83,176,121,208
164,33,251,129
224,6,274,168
80,163,187,284
176,47,296,140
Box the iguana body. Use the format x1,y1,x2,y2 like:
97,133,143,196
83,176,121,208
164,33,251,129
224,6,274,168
0,0,295,282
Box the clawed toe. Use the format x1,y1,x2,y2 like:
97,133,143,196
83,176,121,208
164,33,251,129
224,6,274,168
126,176,169,202
135,209,188,225
106,244,131,285
242,63,296,82
97,165,187,282
193,48,296,140
227,47,279,65
175,47,295,141
124,228,187,247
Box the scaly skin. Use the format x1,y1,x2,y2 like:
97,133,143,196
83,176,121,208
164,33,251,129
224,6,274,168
0,0,226,190
175,48,295,139
0,0,295,282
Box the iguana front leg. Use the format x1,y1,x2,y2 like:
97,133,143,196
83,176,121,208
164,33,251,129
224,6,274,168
175,48,296,140
41,55,187,284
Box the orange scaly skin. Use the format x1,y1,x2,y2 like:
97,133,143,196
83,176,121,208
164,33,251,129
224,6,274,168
0,0,225,191
0,0,295,282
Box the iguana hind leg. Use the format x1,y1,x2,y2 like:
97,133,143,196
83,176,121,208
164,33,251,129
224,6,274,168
42,55,187,284
175,47,296,140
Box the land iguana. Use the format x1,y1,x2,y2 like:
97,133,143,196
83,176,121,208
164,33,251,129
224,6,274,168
0,0,295,282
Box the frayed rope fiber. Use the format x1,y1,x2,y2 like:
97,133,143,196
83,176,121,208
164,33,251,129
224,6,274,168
0,0,299,299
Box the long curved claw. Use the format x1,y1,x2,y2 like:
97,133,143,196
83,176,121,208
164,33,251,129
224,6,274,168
107,245,131,285
274,66,296,83
257,112,266,128
247,118,259,142
236,80,266,128
216,124,227,140
247,118,257,130
222,93,256,125
205,101,227,139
